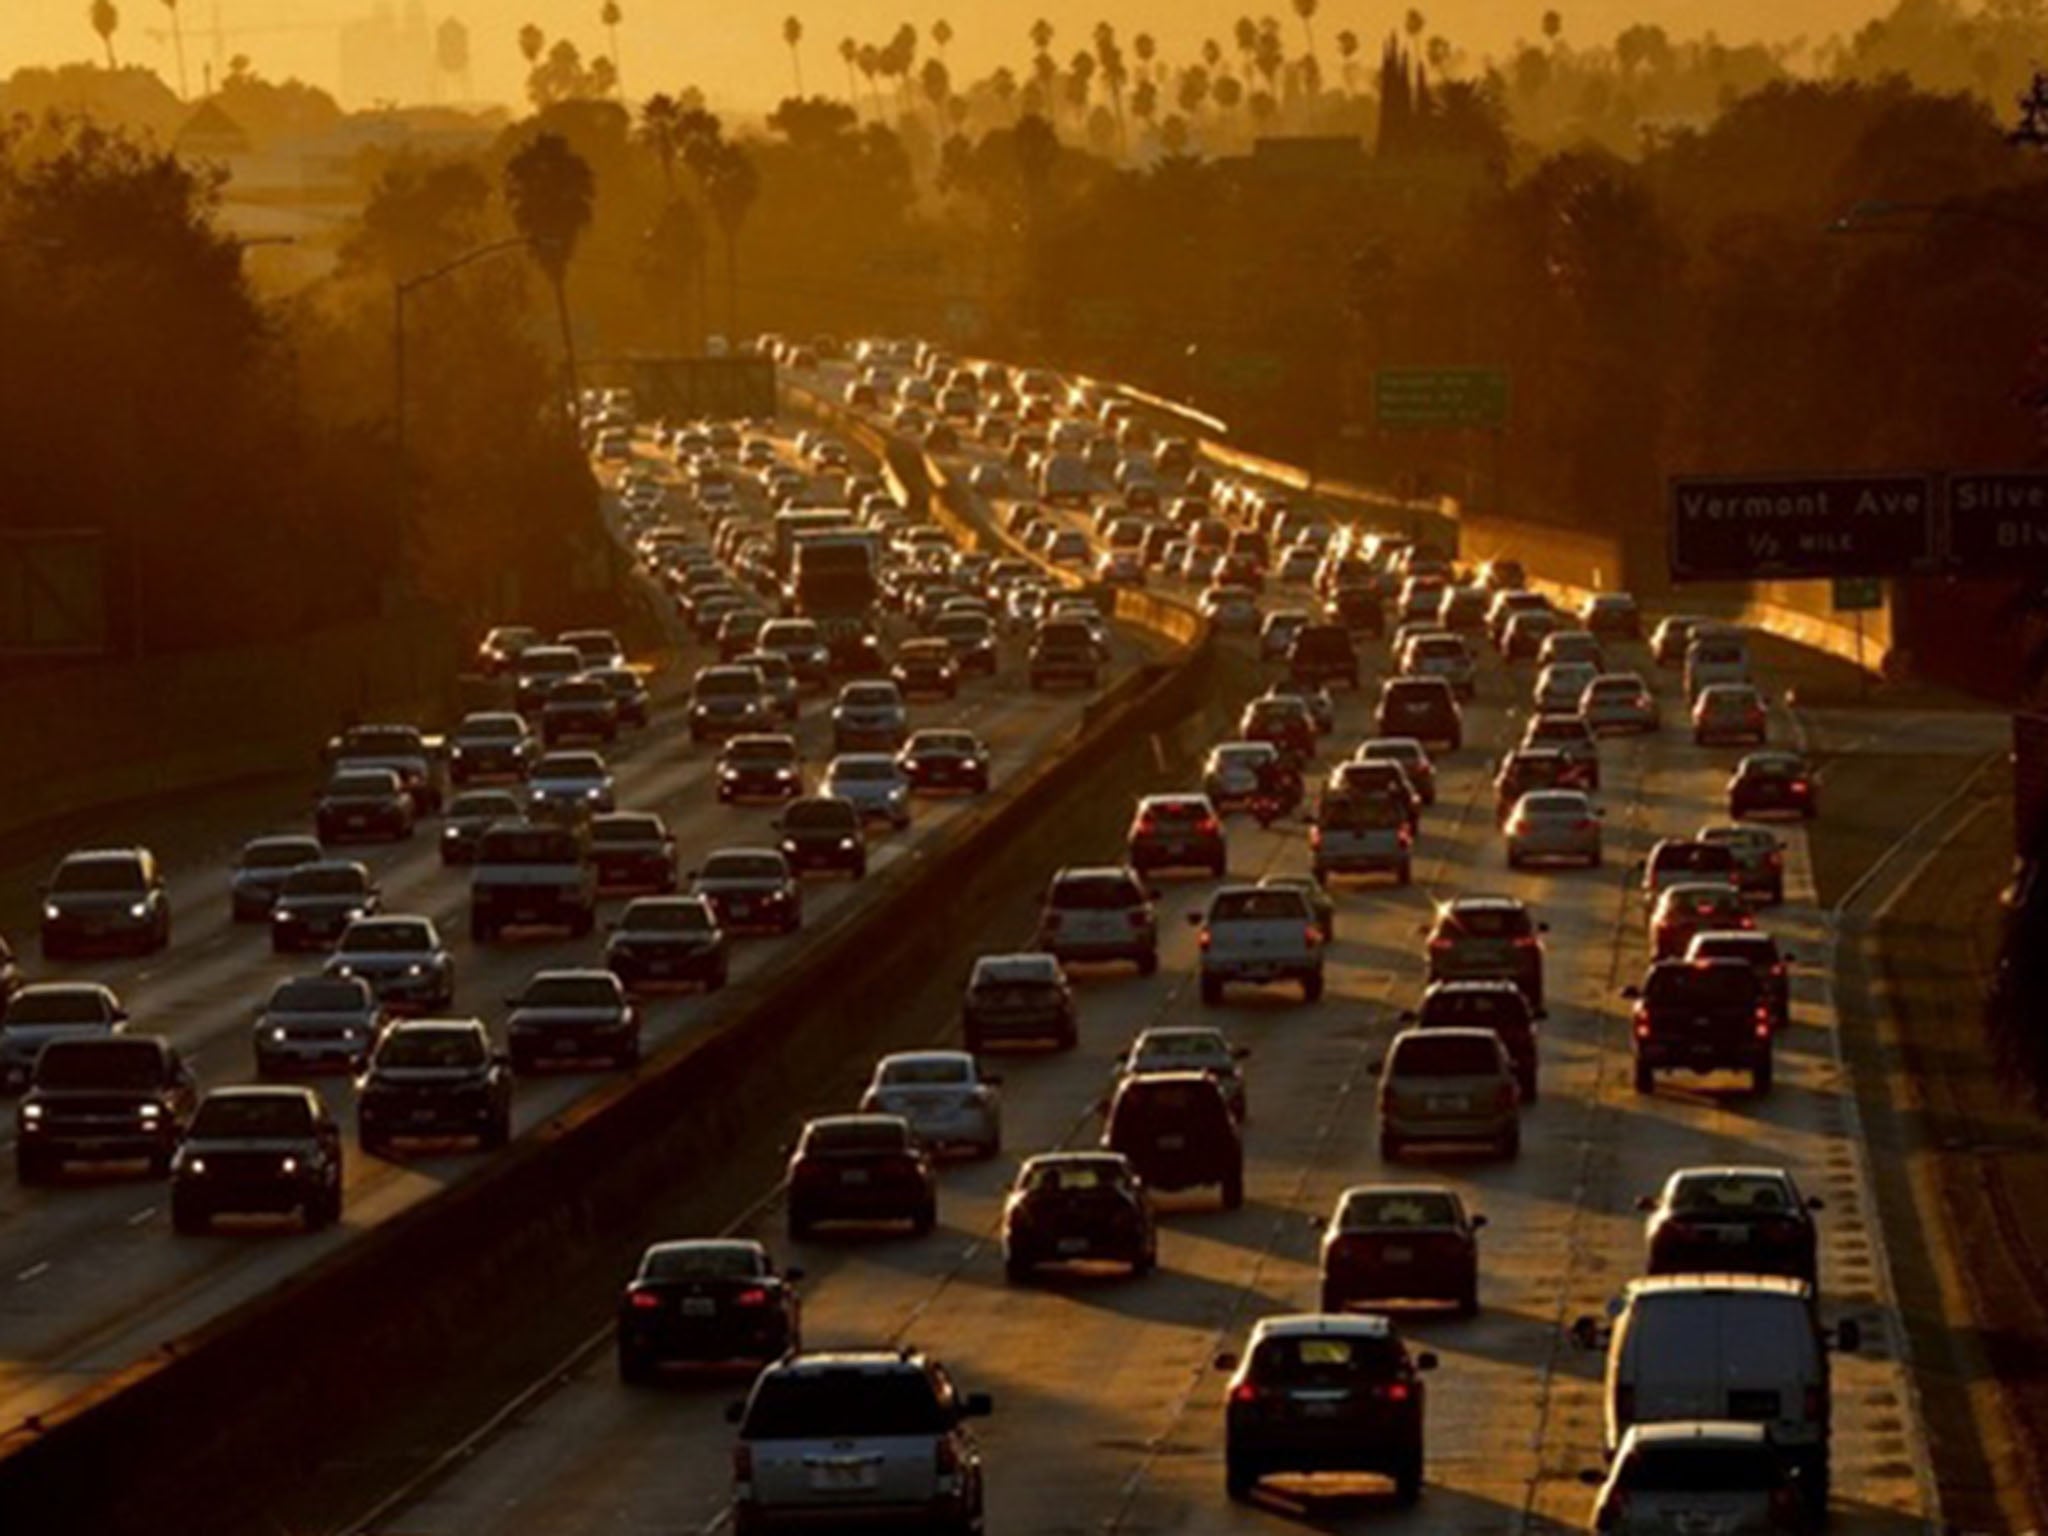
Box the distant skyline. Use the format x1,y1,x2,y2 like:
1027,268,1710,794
5,0,1905,110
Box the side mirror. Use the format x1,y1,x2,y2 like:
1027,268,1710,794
724,1401,746,1426
1807,1195,1825,1211
1577,1469,1605,1488
1619,985,1641,1001
1836,1318,1862,1353
1538,921,1551,933
1213,1351,1239,1372
1569,1316,1603,1351
783,1265,806,1283
1470,1213,1488,1230
113,1008,131,1023
1367,1059,1384,1076
1184,911,1202,927
1634,1194,1656,1212
961,1391,994,1418
1398,1009,1418,1024
1414,1351,1438,1372
1233,1046,1251,1059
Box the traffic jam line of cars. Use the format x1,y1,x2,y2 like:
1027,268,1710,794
0,396,1153,1421
354,342,1909,1536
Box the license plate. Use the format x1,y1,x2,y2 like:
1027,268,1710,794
411,1109,438,1124
1157,1133,1186,1151
1057,1237,1089,1255
730,901,754,918
681,1297,716,1317
346,815,368,828
1299,1401,1342,1419
1381,1245,1413,1264
810,1463,876,1492
552,1040,576,1057
1427,1096,1465,1112
841,1169,869,1185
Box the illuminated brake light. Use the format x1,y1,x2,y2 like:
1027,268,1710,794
1229,1381,1261,1405
1198,929,1213,950
1306,925,1324,947
1380,1381,1412,1403
628,1289,663,1310
734,1287,771,1307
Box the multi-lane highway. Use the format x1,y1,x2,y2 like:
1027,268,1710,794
359,390,1936,1536
0,414,1165,1430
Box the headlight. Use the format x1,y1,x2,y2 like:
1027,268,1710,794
281,1156,298,1175
270,1026,289,1042
405,963,426,977
42,903,60,921
138,1104,161,1122
586,787,605,800
21,1103,42,1122
775,768,793,779
721,768,740,780
450,746,466,758
187,1156,207,1175
347,907,366,920
273,908,293,922
839,837,857,850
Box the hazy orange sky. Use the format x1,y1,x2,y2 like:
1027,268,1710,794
7,0,1898,109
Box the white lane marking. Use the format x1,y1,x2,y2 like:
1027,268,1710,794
15,1262,49,1283
126,1206,157,1229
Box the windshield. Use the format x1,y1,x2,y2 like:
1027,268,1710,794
744,1369,942,1439
51,859,142,894
622,900,714,933
843,685,899,707
519,975,620,1009
784,801,857,831
832,761,899,783
592,818,664,844
342,727,422,755
378,1030,484,1069
698,673,762,699
327,772,397,798
1134,1033,1229,1068
34,1040,160,1088
1520,793,1590,817
1211,890,1308,922
283,866,368,897
461,716,524,741
339,921,432,954
191,1095,313,1138
1669,1173,1793,1213
1341,1191,1461,1228
1443,906,1529,939
242,842,316,871
450,794,521,819
702,854,786,881
1390,1034,1501,1076
1625,1444,1782,1493
6,990,111,1026
534,754,604,778
1026,1159,1127,1193
271,979,366,1013
1250,1335,1401,1385
726,740,795,764
805,1119,908,1154
880,1057,971,1086
911,733,976,754
1653,843,1736,873
1644,965,1760,1007
643,1243,765,1282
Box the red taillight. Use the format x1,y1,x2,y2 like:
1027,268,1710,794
1229,1381,1261,1405
1136,814,1157,833
1309,826,1324,848
1397,826,1413,847
935,1434,960,1475
1633,1010,1651,1039
1756,1017,1773,1039
1198,817,1221,836
1573,819,1596,833
734,1287,771,1307
1380,1381,1412,1403
628,1289,663,1310
1514,934,1540,949
1791,780,1810,793
1306,925,1324,947
1429,936,1452,951
1767,851,1784,868
1494,1082,1517,1110
1126,909,1149,929
1198,928,1213,950
733,1444,754,1480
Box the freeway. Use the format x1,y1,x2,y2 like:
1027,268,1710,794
363,556,1935,1535
0,415,1161,1429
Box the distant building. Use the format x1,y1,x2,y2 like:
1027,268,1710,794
339,1,431,108
174,99,253,159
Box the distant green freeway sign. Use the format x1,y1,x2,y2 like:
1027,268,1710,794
1831,576,1884,613
1373,367,1510,429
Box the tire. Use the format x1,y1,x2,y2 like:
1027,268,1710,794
1221,1170,1245,1210
1004,1253,1032,1285
147,1147,173,1179
912,1200,937,1237
1379,1131,1402,1164
1133,1245,1156,1278
618,1346,657,1387
1633,1060,1655,1094
1397,861,1413,886
1208,857,1226,879
1520,1069,1539,1106
171,1197,209,1235
1456,1279,1480,1319
1498,1123,1521,1161
1506,851,1522,870
482,1113,511,1151
1225,1456,1258,1503
787,1206,812,1242
1136,949,1159,977
307,1186,342,1230
1302,970,1324,1003
1200,975,1224,1006
509,1047,536,1076
1393,1451,1424,1505
1754,1057,1774,1094
571,908,596,939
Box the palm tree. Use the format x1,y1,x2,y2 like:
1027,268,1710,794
159,0,187,97
638,92,684,191
857,42,882,115
1029,18,1054,54
518,22,545,64
90,0,120,67
1404,9,1427,41
1337,28,1360,90
600,1,624,97
1133,32,1157,80
931,18,952,57
703,141,759,340
783,15,804,95
503,132,597,423
1202,37,1223,71
838,36,859,103
920,57,952,142
1292,0,1319,64
1541,9,1563,43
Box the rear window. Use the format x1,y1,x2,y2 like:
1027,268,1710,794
1050,874,1142,910
1421,989,1529,1028
518,975,620,1009
702,854,786,881
1250,1335,1401,1385
1211,890,1309,922
621,900,714,933
643,1243,765,1281
1625,1443,1784,1493
1390,1034,1502,1076
1340,1191,1461,1228
378,1030,483,1068
744,1368,942,1439
806,1119,909,1154
784,801,858,831
479,829,581,864
1384,680,1449,704
1652,843,1737,874
1443,906,1530,939
1693,640,1747,665
1669,1173,1795,1214
1644,965,1761,1008
880,1057,971,1086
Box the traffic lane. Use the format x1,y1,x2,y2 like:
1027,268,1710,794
371,653,1531,1535
0,630,1164,1423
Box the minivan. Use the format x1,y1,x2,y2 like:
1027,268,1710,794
1685,629,1752,700
1310,790,1413,887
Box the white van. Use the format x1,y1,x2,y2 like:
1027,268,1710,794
1577,1275,1859,1516
1684,628,1751,700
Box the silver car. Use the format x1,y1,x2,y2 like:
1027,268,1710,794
527,750,616,817
1580,672,1661,733
1377,1026,1521,1161
1202,741,1279,809
859,1050,1002,1158
832,682,910,751
1533,661,1599,716
324,916,455,1012
727,1351,992,1534
254,974,384,1075
1115,1025,1248,1120
1505,790,1603,869
822,754,912,830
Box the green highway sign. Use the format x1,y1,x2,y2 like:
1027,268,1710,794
1831,576,1884,612
1373,367,1509,429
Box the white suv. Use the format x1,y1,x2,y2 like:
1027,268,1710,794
728,1350,992,1535
1191,884,1327,1004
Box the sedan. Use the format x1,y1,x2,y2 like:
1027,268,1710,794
1202,741,1280,809
1113,1024,1249,1121
505,967,640,1071
606,895,729,993
1649,881,1754,959
1318,1182,1486,1316
616,1239,802,1383
527,750,616,819
1693,683,1769,745
1729,751,1815,820
270,860,379,953
325,916,455,1012
228,835,322,922
859,1050,1002,1159
690,849,801,935
899,729,991,794
1638,1164,1820,1285
716,734,805,804
1354,737,1437,806
830,681,910,752
1504,790,1603,869
314,769,415,845
440,789,525,865
1003,1152,1155,1280
821,754,912,830
252,974,384,1077
1579,672,1661,734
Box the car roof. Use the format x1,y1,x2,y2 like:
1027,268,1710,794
204,1083,321,1109
1338,1181,1462,1206
1251,1313,1394,1342
970,952,1062,981
1663,1164,1795,1186
388,1017,486,1037
1623,1421,1772,1449
765,1349,929,1376
243,835,322,853
1625,1273,1813,1300
1443,895,1526,913
877,1050,974,1071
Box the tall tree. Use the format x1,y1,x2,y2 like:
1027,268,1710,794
702,141,758,339
783,15,805,95
1541,9,1563,44
90,0,120,68
931,18,953,57
518,23,545,65
838,36,859,103
1404,9,1427,41
159,0,187,97
503,132,596,422
1292,0,1319,66
1133,32,1158,80
600,1,624,97
1336,28,1360,90
1029,18,1054,55
921,57,952,142
638,91,683,191
435,17,471,96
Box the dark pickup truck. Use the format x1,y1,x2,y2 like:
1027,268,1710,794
16,1035,198,1183
1624,958,1774,1095
470,822,598,943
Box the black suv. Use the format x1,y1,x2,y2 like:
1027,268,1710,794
1004,1151,1156,1281
170,1086,343,1233
776,797,868,878
16,1035,197,1183
1102,1070,1243,1209
1219,1316,1436,1503
785,1114,937,1238
1624,958,1773,1094
356,1019,513,1157
40,847,170,959
617,1238,802,1382
1407,980,1541,1102
1287,622,1361,688
1376,678,1462,751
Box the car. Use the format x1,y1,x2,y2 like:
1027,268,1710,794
1218,1315,1436,1504
617,1238,802,1382
1203,741,1280,809
1504,789,1603,869
1651,614,1708,667
1625,957,1774,1093
1262,680,1337,736
526,749,616,818
505,967,639,1071
606,895,728,993
775,797,867,879
860,1051,1002,1158
1491,749,1573,824
270,860,379,953
1729,750,1815,819
1398,576,1448,625
1485,589,1548,644
1685,628,1753,699
1377,1026,1521,1160
1239,696,1317,765
1639,1164,1820,1285
1310,784,1414,886
1401,632,1477,699
1697,823,1787,903
1436,585,1489,631
691,849,802,934
170,1086,343,1233
1520,713,1601,788
690,664,773,743
1693,682,1769,745
1590,1421,1806,1536
588,812,679,894
719,610,771,661
1194,883,1327,1004
1275,545,1321,583
355,1017,512,1156
0,982,127,1090
1287,623,1361,688
1318,1183,1486,1315
561,627,627,671
1038,866,1158,974
1475,558,1525,591
440,789,525,865
735,650,801,720
1579,671,1661,734
1501,607,1561,661
892,636,961,699
447,712,537,787
1003,1152,1156,1280
1686,928,1795,1030
725,1349,990,1534
1028,618,1102,690
1200,584,1261,630
1376,677,1462,751
1259,610,1310,663
513,643,586,712
314,767,415,844
15,1034,196,1182
40,846,170,959
830,681,909,752
785,1113,937,1237
1355,737,1436,805
819,754,912,830
323,722,443,813
1649,881,1754,960
1642,837,1742,897
324,915,455,1012
933,611,1000,675
1127,793,1227,877
228,835,323,922
1114,1024,1249,1121
590,665,651,728
1102,1069,1243,1208
477,624,541,675
1424,895,1547,1010
715,735,804,805
1411,974,1539,1096
470,820,597,941
1581,591,1642,638
540,675,621,745
893,729,988,795
962,952,1077,1052
1327,583,1386,638
1536,628,1606,672
1533,660,1599,716
254,974,383,1076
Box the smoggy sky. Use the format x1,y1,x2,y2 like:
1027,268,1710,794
8,0,1896,111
